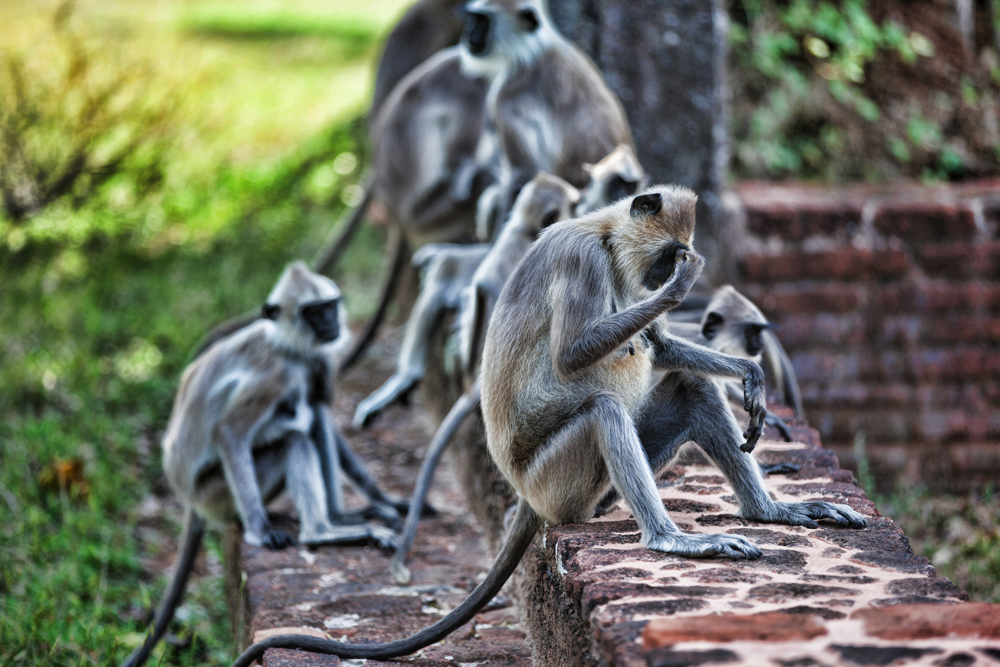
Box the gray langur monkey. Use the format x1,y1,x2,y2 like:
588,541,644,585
663,287,801,473
391,172,580,584
460,0,634,238
575,144,647,216
122,263,401,667
231,186,866,667
370,0,467,117
352,242,490,428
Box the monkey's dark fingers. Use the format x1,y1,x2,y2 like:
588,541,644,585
758,461,801,476
262,529,296,550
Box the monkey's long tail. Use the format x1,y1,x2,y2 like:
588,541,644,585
232,498,540,666
312,180,373,277
392,379,482,585
121,507,206,667
339,224,409,371
761,329,804,419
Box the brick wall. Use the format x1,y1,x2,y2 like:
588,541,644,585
730,181,1000,489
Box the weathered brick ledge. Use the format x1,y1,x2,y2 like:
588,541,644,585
232,336,1000,667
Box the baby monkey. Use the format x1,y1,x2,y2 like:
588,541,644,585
233,188,865,667
122,263,400,667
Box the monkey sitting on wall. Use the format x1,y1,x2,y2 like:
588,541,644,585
232,186,866,667
669,285,801,447
122,263,401,667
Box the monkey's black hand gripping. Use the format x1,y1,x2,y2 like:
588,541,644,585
740,361,767,453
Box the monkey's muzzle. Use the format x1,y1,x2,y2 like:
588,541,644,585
302,299,340,343
464,11,490,56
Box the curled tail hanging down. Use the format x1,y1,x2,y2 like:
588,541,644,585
232,498,539,666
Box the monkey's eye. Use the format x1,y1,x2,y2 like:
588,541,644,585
606,176,638,203
518,8,539,32
262,303,281,320
701,311,723,340
541,210,560,228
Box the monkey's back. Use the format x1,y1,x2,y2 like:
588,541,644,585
481,221,652,482
494,42,633,188
162,323,296,513
372,48,489,240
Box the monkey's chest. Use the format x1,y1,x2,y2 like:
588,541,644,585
598,338,652,412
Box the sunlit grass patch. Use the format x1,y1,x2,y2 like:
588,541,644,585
181,8,380,50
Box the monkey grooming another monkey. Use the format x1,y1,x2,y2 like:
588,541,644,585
232,187,865,667
122,263,400,667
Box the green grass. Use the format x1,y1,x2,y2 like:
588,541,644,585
0,0,402,664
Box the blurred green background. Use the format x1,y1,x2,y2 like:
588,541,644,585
0,1,997,665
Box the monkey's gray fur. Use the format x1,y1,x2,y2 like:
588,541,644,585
232,186,866,667
390,172,579,584
460,0,634,234
575,144,647,216
124,263,401,667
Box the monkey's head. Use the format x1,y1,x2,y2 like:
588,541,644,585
577,145,647,216
511,172,580,236
263,262,350,355
604,184,698,296
459,0,554,77
700,285,773,360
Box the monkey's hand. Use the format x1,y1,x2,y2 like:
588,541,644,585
654,249,705,309
740,361,767,453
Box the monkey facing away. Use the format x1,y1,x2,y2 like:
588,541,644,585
123,263,401,667
231,187,865,667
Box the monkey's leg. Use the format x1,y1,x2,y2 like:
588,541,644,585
218,432,294,548
285,433,397,550
339,225,408,372
671,374,866,529
352,261,449,428
524,392,759,560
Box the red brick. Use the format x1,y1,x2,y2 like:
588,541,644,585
800,383,912,408
873,202,978,242
774,314,867,350
855,602,1000,640
915,382,1000,411
918,316,1000,345
743,284,866,315
917,242,1000,279
745,204,860,242
811,409,915,445
875,282,1000,313
742,248,909,284
910,348,1000,382
916,410,1000,444
643,611,827,647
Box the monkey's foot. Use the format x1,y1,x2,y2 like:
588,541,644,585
645,532,762,560
748,501,867,529
764,414,793,442
352,373,422,428
249,528,295,550
300,524,400,551
758,461,801,476
362,502,404,530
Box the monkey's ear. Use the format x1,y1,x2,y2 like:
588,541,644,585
701,311,723,340
630,192,662,217
262,303,281,320
518,8,539,32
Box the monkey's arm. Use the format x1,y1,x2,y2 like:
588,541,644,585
649,331,767,452
553,249,701,378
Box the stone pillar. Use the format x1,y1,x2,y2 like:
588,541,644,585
550,0,730,283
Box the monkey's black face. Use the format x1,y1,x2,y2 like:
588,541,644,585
606,176,638,203
301,299,340,343
642,242,688,291
464,11,491,55
743,323,765,357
